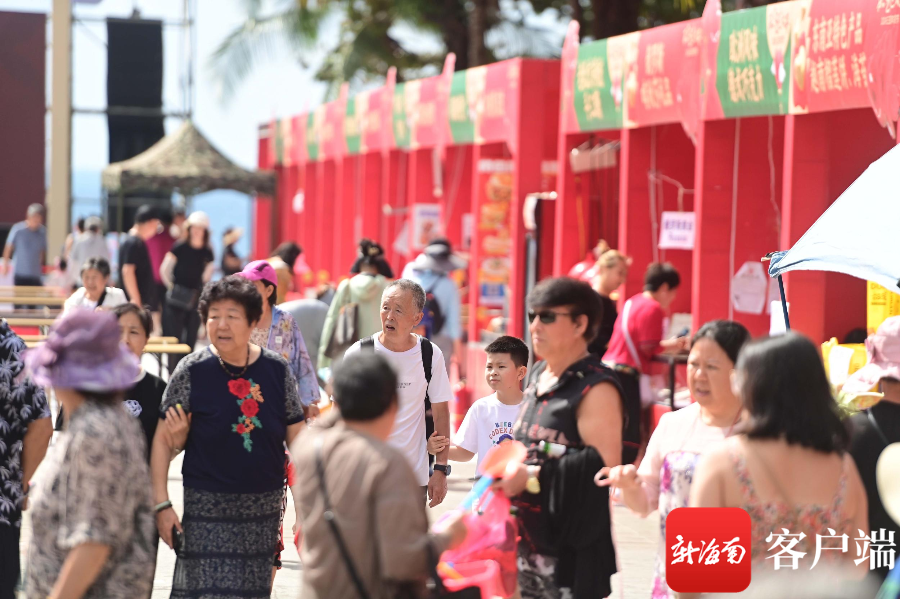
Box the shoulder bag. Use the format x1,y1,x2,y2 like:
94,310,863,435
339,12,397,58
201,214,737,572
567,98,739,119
166,284,199,312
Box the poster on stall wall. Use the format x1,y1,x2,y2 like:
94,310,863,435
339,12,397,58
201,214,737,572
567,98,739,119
731,261,768,315
410,204,443,252
658,211,695,250
476,159,514,331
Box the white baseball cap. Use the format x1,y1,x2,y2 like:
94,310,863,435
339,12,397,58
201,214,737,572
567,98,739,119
186,211,210,229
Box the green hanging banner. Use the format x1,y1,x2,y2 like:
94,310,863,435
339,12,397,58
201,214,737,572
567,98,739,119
716,3,797,118
306,111,320,162
448,71,476,144
345,97,361,156
392,82,411,149
573,39,625,132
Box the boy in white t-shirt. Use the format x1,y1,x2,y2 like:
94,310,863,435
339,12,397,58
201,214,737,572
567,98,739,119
427,336,528,475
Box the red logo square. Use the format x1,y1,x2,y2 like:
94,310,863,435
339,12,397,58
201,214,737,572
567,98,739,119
666,507,752,593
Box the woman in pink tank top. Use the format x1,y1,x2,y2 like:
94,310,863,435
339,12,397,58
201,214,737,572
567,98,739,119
691,333,870,589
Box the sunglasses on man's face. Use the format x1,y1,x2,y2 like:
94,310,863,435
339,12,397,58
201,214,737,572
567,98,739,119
528,310,575,325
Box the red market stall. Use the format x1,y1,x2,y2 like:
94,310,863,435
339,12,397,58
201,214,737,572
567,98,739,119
556,19,702,336
254,0,900,367
391,57,561,399
694,0,898,342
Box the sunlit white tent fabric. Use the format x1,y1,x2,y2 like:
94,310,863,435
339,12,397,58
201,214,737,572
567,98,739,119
768,144,900,295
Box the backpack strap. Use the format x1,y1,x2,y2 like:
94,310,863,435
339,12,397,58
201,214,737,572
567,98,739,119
361,336,375,352
420,336,433,403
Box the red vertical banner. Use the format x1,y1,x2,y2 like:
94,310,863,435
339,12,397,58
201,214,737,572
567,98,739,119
679,20,704,143
482,60,522,147
560,21,581,135
865,0,900,137
474,159,514,334
700,0,725,121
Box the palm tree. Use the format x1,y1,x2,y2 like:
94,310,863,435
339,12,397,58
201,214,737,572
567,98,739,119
209,0,562,100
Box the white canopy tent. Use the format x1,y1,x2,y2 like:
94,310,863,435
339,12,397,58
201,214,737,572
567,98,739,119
768,144,900,330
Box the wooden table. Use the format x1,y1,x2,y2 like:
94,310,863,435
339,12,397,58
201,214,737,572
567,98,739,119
0,296,67,306
0,286,66,296
23,341,191,352
5,317,57,334
23,341,193,377
145,343,193,377
19,334,180,344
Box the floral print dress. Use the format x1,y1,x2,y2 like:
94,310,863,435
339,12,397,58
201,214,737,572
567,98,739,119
251,305,319,407
0,321,50,528
27,401,156,599
629,402,736,599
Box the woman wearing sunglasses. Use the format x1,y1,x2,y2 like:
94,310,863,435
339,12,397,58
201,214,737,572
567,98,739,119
495,277,625,599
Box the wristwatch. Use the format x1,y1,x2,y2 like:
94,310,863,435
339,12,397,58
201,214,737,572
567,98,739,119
433,464,452,476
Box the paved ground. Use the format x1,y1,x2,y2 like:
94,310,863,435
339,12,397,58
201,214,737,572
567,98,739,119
20,452,658,599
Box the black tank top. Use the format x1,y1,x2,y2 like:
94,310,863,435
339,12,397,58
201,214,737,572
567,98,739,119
514,354,625,460
512,354,624,562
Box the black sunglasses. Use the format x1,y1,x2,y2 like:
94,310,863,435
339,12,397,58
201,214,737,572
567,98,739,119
528,310,575,324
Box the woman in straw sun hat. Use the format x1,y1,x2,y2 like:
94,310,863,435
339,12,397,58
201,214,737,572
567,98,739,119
24,309,156,599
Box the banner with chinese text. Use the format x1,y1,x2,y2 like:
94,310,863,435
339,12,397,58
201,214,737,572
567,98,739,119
865,0,900,136
446,61,521,145
790,0,871,114
631,21,693,128
573,39,622,131
716,2,800,118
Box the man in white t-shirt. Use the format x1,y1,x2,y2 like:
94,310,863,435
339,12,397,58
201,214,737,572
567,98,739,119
344,279,453,507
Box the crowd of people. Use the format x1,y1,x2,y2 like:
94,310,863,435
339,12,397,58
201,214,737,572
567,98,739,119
1,209,898,599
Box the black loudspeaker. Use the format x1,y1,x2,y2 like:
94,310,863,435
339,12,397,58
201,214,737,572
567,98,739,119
106,18,168,231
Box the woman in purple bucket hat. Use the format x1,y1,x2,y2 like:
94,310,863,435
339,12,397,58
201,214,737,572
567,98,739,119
23,309,156,599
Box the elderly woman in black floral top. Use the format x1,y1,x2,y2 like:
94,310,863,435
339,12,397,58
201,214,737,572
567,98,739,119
24,310,155,599
151,275,305,599
495,277,625,599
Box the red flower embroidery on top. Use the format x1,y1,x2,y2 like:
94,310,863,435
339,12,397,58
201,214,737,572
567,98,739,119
241,398,259,418
228,378,251,398
228,378,264,452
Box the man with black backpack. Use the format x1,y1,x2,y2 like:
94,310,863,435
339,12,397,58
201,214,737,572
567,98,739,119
402,238,466,376
344,279,454,507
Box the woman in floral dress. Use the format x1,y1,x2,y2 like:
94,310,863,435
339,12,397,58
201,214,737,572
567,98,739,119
25,310,155,599
690,333,870,589
151,276,305,598
598,320,751,598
